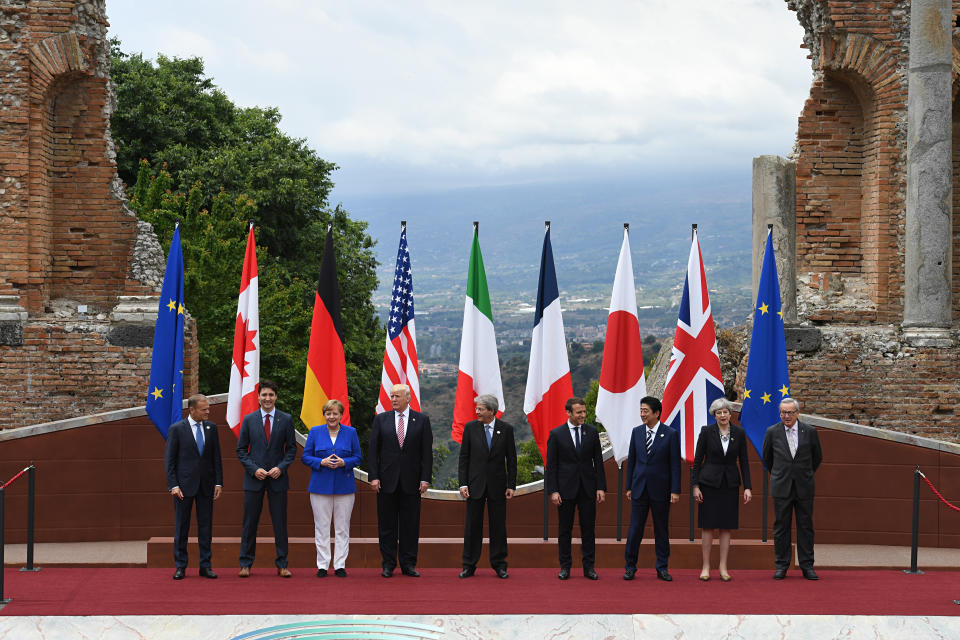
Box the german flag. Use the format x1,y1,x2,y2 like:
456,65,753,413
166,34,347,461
301,225,351,427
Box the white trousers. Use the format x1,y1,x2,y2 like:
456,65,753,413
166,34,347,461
309,492,355,570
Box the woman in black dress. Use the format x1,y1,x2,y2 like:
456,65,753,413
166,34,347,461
691,398,752,581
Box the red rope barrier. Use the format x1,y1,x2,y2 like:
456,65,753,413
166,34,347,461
920,473,960,513
0,466,29,490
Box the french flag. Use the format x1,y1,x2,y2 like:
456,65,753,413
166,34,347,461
523,223,573,462
594,225,646,464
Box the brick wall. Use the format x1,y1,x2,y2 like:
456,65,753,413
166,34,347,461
756,1,960,442
0,1,197,429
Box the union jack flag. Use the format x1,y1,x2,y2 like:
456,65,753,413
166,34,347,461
661,228,725,463
376,224,421,413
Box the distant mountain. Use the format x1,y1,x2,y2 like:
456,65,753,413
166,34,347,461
345,169,754,334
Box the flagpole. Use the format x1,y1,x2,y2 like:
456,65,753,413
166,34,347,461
761,223,773,543
688,224,697,543
542,220,550,541
614,221,629,542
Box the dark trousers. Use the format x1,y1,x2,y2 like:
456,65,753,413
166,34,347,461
173,491,214,569
239,487,288,568
557,487,596,570
624,490,671,571
462,495,508,570
773,484,815,570
377,488,422,570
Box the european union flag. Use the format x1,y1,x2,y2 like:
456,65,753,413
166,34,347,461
740,230,790,458
146,226,186,438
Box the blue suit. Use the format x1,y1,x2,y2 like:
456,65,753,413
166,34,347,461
624,421,681,571
302,424,362,494
236,409,297,569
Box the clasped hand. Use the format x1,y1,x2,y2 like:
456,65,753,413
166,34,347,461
321,454,345,469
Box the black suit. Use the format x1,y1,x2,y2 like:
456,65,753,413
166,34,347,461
762,420,823,570
458,418,517,571
368,408,433,570
236,409,297,569
624,421,681,571
546,422,606,570
165,418,223,569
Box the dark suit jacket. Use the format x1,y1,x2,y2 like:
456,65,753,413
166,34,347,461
762,420,822,499
545,422,606,500
165,418,223,497
626,422,681,500
458,418,517,499
691,424,752,490
236,409,297,492
368,409,433,494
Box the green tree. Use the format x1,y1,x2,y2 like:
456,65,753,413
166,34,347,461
515,438,544,485
113,43,384,449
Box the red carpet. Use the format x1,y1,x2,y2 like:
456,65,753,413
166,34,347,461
1,568,958,616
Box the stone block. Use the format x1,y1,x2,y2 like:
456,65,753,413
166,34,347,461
785,326,821,353
107,323,154,348
0,321,24,346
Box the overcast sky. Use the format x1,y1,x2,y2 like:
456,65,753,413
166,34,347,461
106,1,812,199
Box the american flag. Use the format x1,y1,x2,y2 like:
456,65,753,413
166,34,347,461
661,228,725,463
376,224,421,413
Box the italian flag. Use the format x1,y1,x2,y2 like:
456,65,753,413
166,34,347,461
451,225,504,443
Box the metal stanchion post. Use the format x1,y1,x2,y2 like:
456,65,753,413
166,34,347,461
762,470,768,543
688,467,694,542
904,466,924,575
616,465,623,541
1,486,8,606
542,483,548,541
21,465,39,573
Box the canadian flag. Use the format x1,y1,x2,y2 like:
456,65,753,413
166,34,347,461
595,226,647,464
226,224,260,436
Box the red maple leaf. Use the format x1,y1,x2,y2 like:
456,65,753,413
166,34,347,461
232,314,258,378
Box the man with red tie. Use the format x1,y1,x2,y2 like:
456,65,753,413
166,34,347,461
236,380,297,577
368,384,433,577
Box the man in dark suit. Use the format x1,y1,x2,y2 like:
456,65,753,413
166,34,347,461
165,393,223,580
458,393,517,579
368,383,433,577
624,396,681,581
762,397,823,581
546,396,606,580
236,379,297,578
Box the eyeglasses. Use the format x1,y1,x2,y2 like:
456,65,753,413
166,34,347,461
779,410,797,415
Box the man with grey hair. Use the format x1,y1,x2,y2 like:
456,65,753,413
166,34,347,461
457,394,517,579
369,383,433,577
762,397,823,580
165,393,223,580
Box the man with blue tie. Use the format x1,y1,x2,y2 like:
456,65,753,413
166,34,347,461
546,397,606,580
236,380,297,578
624,396,681,581
165,393,223,580
458,394,517,579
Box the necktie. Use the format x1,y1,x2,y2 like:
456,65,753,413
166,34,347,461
486,424,493,448
194,421,204,455
574,426,581,450
397,413,406,448
264,414,271,443
788,427,797,457
646,428,654,455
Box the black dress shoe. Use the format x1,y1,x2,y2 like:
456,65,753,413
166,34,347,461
316,568,327,578
459,566,476,578
381,567,394,578
496,567,509,579
623,568,636,581
401,567,420,577
199,567,217,579
584,569,599,580
335,568,347,578
558,568,570,580
802,568,819,581
173,567,185,580
657,570,673,582
773,568,787,580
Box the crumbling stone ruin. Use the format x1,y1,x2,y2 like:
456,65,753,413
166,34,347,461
746,0,960,441
0,1,197,427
